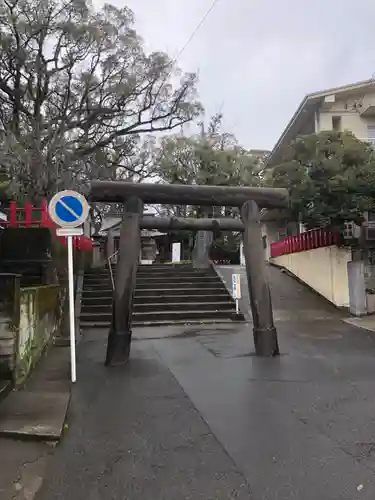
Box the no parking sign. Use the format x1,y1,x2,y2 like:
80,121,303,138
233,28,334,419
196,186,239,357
48,190,89,229
48,190,90,383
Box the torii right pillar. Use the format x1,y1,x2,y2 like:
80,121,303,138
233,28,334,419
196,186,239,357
241,200,279,356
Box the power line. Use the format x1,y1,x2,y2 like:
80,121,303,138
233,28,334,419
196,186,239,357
155,0,221,121
172,0,221,67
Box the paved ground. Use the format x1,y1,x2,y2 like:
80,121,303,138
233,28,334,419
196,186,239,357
0,264,373,499
30,265,375,499
216,264,344,322
0,345,71,500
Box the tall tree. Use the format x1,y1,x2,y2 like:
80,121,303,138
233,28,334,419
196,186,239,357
155,114,266,256
269,131,375,229
0,0,202,200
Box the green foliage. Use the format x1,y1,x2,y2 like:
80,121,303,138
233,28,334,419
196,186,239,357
157,113,265,188
155,113,267,219
155,114,265,253
269,131,375,229
0,0,202,201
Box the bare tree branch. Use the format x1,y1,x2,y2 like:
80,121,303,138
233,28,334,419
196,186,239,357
0,0,202,200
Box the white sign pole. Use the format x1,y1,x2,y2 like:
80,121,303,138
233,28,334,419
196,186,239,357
49,190,89,385
67,235,77,383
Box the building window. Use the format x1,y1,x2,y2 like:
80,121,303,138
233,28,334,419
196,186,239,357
332,116,341,131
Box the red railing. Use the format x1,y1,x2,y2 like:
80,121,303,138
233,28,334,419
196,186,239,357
3,199,49,227
2,200,92,251
270,228,340,258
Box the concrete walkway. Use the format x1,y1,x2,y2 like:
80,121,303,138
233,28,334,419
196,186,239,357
36,266,375,499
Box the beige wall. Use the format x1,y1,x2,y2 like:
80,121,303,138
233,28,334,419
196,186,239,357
271,246,351,308
316,91,375,138
318,110,371,138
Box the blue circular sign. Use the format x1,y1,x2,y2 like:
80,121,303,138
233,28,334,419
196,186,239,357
48,190,89,228
55,196,84,223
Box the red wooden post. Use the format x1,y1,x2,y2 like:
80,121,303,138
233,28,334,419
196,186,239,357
9,201,17,227
321,229,326,246
274,242,278,257
24,201,32,227
318,229,322,247
303,232,307,251
40,199,49,226
327,230,333,245
312,230,317,248
307,231,312,250
297,234,302,252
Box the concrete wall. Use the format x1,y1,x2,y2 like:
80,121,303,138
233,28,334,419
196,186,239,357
16,285,60,385
271,246,352,308
0,274,20,378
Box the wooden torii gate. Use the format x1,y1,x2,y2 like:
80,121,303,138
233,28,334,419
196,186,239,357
89,181,289,366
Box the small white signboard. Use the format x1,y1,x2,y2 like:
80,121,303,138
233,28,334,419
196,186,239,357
56,227,84,237
232,274,241,299
172,242,181,263
232,273,241,315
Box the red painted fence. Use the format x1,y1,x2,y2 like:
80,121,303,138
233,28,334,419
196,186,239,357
1,200,93,251
270,228,340,258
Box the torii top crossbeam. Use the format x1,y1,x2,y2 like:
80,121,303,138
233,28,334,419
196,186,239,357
90,181,289,209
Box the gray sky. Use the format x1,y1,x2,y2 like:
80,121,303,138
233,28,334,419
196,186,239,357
96,0,375,151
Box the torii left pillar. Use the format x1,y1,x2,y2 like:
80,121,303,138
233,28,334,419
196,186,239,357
241,200,279,356
105,196,143,366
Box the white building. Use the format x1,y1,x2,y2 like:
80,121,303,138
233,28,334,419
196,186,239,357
268,78,375,167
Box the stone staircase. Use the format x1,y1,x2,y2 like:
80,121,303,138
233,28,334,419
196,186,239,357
80,264,244,329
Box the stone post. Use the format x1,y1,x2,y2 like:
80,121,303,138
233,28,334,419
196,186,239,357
241,200,279,356
105,197,143,366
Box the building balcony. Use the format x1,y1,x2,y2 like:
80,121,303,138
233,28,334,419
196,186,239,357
360,105,375,117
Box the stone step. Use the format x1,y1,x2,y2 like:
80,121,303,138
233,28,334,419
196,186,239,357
80,318,237,329
84,281,226,291
81,289,113,298
135,280,225,290
84,265,200,276
83,276,222,288
80,309,240,323
81,301,236,314
81,293,231,306
85,267,212,276
132,287,229,296
83,273,215,284
79,264,243,328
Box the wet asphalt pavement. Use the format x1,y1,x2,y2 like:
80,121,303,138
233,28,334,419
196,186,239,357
36,265,375,499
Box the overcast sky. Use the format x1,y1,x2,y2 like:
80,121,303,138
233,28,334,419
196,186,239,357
96,0,375,151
